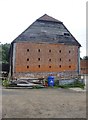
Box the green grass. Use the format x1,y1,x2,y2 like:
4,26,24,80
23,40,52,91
54,80,85,89
2,79,85,90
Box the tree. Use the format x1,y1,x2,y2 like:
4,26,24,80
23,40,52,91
83,56,88,60
1,43,10,63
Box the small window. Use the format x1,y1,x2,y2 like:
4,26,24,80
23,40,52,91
38,49,40,52
49,66,51,68
64,33,70,36
69,50,71,53
60,58,61,61
27,66,29,68
27,58,29,61
27,49,29,52
69,65,71,68
59,65,61,68
59,50,61,53
49,59,51,62
69,59,71,61
38,58,40,61
49,50,51,52
38,65,40,68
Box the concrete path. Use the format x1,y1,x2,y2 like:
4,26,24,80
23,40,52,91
69,87,86,92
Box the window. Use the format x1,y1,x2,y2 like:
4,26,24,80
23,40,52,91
27,49,29,52
69,59,71,61
27,58,29,61
60,58,61,61
81,68,85,70
49,50,51,52
38,58,40,61
64,33,70,36
59,50,61,53
49,66,51,68
38,65,40,68
27,66,29,68
38,49,40,52
59,65,61,68
69,50,71,53
69,65,71,68
49,59,51,62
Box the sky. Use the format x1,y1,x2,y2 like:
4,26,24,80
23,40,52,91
0,0,86,58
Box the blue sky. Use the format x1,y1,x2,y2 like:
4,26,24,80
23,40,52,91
0,0,86,58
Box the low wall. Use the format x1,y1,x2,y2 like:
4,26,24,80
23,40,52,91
59,79,84,85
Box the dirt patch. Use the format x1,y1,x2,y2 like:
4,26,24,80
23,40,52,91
2,88,86,118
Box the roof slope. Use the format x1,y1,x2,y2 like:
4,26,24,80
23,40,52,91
38,14,62,23
13,14,81,46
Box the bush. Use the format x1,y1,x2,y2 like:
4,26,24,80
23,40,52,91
72,80,85,89
54,79,85,89
2,79,10,87
58,81,85,89
54,80,59,87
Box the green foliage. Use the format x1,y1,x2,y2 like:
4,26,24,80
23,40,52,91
43,79,85,89
55,80,85,89
54,80,59,86
33,85,44,89
1,43,10,63
2,79,10,87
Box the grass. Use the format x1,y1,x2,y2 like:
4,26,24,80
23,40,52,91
2,79,85,89
54,80,85,89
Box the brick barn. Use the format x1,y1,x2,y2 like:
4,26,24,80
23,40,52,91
9,14,81,79
80,59,88,75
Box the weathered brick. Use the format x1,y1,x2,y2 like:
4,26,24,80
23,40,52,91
12,42,79,78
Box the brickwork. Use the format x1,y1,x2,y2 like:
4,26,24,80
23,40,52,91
13,42,79,78
9,14,81,79
80,60,88,74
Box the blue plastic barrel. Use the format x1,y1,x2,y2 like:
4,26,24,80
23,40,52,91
48,76,54,87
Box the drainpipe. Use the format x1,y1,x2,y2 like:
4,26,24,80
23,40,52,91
8,43,13,80
12,43,16,79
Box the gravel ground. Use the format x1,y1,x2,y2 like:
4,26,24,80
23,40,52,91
2,87,86,118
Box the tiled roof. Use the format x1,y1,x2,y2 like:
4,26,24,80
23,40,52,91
37,14,62,23
12,14,81,47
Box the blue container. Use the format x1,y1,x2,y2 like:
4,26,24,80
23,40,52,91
48,76,54,87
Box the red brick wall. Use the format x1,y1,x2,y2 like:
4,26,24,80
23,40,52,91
14,42,79,74
80,60,88,74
